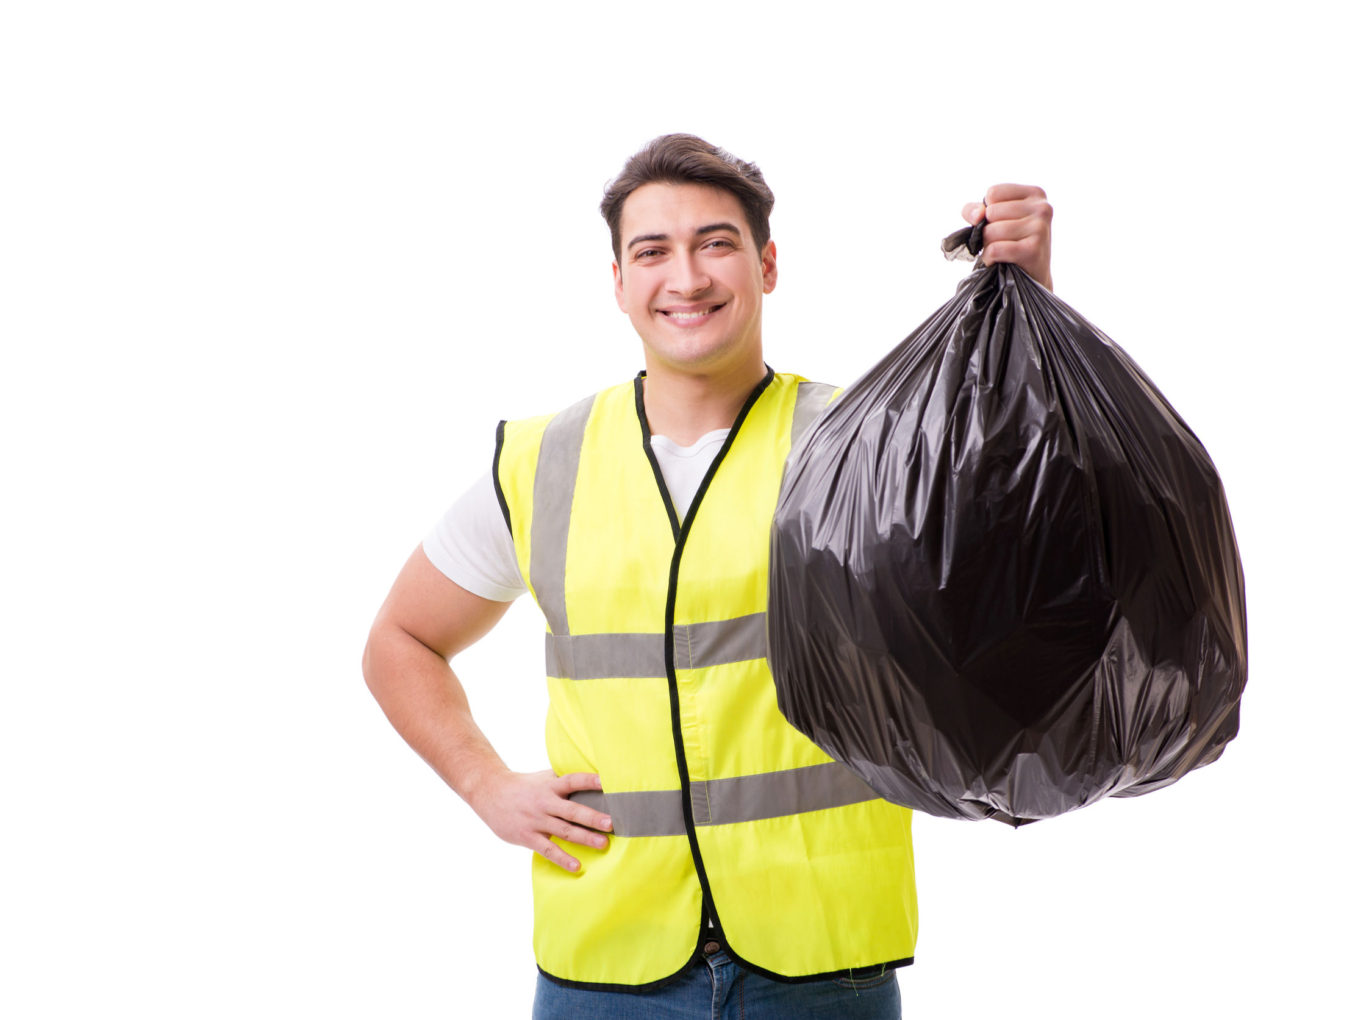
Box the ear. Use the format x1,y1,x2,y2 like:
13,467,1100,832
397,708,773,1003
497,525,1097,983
612,261,626,312
761,240,778,295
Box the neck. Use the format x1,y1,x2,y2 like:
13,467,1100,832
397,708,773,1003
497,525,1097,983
641,358,768,445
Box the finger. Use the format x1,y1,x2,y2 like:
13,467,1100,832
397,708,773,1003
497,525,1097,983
536,836,582,872
555,771,604,793
982,197,1053,226
960,201,985,226
554,771,613,832
978,217,1050,244
557,791,613,833
549,815,612,850
565,801,613,833
984,183,1047,206
980,236,1044,268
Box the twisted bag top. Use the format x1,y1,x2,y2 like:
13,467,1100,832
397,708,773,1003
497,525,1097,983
768,233,1247,825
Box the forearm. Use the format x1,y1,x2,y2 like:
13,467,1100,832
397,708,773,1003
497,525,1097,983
363,549,610,870
362,625,508,813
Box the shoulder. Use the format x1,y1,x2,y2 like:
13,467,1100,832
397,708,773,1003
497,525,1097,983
764,374,841,448
495,379,637,489
493,380,637,548
769,372,841,415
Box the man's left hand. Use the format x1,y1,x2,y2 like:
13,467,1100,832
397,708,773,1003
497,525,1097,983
961,184,1053,291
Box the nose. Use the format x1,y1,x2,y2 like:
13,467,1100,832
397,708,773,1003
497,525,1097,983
666,250,710,296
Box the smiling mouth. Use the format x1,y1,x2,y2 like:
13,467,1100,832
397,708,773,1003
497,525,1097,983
660,303,725,323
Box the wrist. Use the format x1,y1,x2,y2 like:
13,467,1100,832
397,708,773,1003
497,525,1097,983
458,757,511,816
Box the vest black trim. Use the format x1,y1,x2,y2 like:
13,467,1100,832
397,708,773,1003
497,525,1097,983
649,367,774,957
492,419,512,537
633,373,681,538
537,956,915,995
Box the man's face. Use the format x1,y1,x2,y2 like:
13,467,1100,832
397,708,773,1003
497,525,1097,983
613,182,777,381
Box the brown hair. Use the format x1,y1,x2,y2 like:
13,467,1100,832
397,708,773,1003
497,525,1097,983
600,133,775,264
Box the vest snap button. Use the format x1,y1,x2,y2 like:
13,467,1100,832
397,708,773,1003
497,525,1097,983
703,941,720,955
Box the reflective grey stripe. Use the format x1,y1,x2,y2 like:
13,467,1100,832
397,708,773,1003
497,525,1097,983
691,761,880,826
546,632,666,680
673,613,767,671
790,381,836,448
570,762,880,838
570,788,687,838
529,394,596,637
546,614,768,679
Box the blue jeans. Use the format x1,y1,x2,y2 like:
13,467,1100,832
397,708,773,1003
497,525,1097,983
532,950,901,1019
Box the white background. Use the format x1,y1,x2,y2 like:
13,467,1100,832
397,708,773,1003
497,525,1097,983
3,2,1350,1016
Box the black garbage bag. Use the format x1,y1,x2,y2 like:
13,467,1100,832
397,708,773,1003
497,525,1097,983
768,234,1247,825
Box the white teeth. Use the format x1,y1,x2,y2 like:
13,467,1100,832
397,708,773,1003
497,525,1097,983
665,307,718,320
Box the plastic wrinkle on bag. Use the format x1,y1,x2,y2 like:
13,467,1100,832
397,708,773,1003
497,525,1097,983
768,230,1247,825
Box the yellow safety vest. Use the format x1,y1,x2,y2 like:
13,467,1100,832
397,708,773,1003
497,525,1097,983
494,369,918,989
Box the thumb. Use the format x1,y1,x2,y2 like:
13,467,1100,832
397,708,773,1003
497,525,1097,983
960,201,985,226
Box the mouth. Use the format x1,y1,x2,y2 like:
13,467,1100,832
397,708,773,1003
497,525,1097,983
659,303,726,326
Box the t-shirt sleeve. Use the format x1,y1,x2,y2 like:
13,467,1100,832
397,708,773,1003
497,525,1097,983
422,471,526,603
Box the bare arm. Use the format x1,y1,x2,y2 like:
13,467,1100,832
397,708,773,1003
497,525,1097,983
362,547,612,871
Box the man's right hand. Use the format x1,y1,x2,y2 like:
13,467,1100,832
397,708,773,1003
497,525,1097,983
471,769,614,872
364,550,614,873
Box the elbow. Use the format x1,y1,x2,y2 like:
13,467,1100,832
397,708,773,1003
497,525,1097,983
361,629,383,697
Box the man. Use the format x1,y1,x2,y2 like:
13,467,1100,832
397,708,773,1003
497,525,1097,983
363,134,1053,1018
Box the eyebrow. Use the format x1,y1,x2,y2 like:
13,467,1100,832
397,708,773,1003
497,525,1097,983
625,221,743,252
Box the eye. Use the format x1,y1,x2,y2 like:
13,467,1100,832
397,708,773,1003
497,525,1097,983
634,248,663,260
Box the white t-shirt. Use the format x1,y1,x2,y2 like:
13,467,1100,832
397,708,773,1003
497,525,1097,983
423,429,730,602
